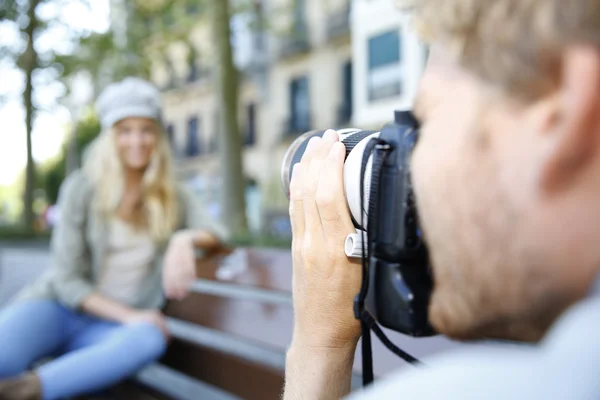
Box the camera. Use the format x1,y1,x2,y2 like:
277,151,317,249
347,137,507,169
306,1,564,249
281,110,436,337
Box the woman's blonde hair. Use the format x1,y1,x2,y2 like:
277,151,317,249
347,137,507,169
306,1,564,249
83,123,179,242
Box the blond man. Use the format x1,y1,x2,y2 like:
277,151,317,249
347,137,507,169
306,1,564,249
284,0,600,398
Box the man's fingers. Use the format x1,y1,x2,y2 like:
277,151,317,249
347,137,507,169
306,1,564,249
317,141,355,238
305,130,338,194
303,130,339,237
299,136,321,171
289,164,306,250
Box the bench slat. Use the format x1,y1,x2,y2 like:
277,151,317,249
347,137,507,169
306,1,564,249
164,293,293,350
161,340,285,400
135,364,239,400
195,249,292,292
167,318,287,371
191,279,292,306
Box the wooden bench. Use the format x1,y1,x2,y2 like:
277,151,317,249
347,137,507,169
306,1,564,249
107,247,453,400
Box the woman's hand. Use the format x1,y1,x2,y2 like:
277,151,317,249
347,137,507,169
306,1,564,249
124,309,170,339
163,231,197,301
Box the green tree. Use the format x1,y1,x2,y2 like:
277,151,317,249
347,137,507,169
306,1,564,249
1,0,93,232
1,0,43,232
39,113,101,205
211,0,249,237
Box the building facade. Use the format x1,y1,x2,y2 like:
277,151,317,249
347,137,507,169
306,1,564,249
351,0,428,128
148,0,424,235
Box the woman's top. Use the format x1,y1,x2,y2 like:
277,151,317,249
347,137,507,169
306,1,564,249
97,218,156,306
14,169,228,310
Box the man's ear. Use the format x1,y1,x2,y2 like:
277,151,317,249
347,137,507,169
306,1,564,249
540,47,600,193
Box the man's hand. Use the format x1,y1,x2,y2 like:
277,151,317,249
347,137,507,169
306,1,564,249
284,130,361,400
289,129,362,349
124,309,170,339
163,231,196,301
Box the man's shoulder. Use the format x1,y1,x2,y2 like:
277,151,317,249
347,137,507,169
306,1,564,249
350,297,600,399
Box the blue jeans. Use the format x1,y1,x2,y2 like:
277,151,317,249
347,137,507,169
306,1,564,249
0,300,167,400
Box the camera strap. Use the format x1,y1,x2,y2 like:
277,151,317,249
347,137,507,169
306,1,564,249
356,138,422,387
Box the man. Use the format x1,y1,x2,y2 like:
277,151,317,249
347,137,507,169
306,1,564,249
284,0,600,398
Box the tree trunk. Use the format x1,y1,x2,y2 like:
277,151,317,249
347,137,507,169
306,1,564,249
22,0,41,233
211,0,249,238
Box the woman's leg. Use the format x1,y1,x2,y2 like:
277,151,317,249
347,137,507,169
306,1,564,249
0,301,70,378
37,320,167,400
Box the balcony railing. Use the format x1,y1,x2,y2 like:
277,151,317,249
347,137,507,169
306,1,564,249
278,26,310,60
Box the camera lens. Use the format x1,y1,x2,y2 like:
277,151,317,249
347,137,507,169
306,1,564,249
280,130,325,198
281,128,377,198
281,128,380,230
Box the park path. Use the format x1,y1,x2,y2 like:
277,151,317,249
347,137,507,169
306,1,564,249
0,245,49,305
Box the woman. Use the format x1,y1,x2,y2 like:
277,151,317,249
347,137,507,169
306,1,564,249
0,77,227,400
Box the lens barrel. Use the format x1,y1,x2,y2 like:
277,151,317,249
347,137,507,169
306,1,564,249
280,129,377,198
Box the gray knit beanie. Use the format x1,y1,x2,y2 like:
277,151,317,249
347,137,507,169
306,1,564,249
96,77,162,131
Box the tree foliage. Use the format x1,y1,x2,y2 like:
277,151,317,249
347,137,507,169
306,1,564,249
1,0,96,231
38,112,100,205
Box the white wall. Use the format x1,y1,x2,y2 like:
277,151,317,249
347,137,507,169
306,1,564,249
351,0,427,128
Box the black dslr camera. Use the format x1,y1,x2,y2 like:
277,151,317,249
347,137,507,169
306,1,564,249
281,111,436,383
282,110,435,337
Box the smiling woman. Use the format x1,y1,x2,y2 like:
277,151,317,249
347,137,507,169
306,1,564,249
0,77,228,400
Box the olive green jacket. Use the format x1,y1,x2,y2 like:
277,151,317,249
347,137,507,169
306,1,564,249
15,170,227,310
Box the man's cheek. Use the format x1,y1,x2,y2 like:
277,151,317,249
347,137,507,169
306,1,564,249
412,132,447,200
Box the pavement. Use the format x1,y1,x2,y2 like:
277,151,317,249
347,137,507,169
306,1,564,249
0,244,50,305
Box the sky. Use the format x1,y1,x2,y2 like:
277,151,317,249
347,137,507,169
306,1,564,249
0,0,110,186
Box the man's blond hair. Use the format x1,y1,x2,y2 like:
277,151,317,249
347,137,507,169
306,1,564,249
401,0,600,100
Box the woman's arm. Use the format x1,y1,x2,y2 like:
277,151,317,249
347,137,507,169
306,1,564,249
80,293,137,323
49,172,96,309
162,186,229,301
49,173,146,320
82,294,169,337
173,229,222,250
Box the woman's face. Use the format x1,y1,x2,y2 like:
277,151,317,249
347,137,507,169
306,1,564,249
114,117,159,171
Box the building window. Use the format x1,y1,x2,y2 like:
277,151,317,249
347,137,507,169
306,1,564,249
245,103,257,146
209,111,219,153
186,0,201,14
293,0,307,34
289,75,311,134
186,117,201,157
338,61,353,125
253,0,266,51
187,61,198,82
367,29,402,102
187,50,198,82
166,123,175,148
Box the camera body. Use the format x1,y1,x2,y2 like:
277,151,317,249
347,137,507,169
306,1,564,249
364,111,435,336
281,110,436,337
